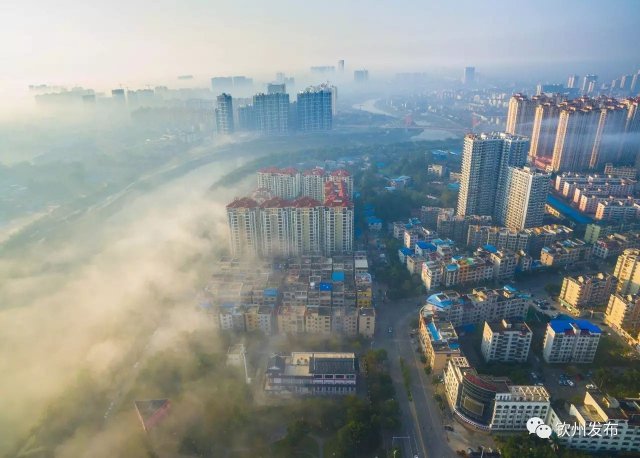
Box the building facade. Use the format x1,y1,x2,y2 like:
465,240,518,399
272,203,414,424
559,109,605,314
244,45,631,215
265,352,357,395
542,319,602,364
614,249,640,295
481,319,532,363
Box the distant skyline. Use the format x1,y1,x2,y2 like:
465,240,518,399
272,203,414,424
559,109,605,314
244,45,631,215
1,0,639,93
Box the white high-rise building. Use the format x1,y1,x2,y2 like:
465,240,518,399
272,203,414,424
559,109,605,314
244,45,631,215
226,198,260,256
258,198,294,257
323,199,354,256
291,197,323,255
257,167,301,199
496,166,551,230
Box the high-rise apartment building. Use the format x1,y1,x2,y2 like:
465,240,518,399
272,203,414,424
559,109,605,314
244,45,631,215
297,86,333,132
258,198,294,257
614,249,640,295
253,92,290,135
323,193,354,255
354,69,369,82
111,88,126,105
301,168,327,202
226,198,259,256
257,167,300,200
621,97,640,164
291,197,323,255
481,319,532,363
589,101,628,168
215,93,234,135
530,101,561,164
567,74,580,89
267,83,286,94
552,101,600,171
506,94,537,137
457,133,529,218
496,166,551,230
463,66,475,85
211,76,233,94
582,74,598,94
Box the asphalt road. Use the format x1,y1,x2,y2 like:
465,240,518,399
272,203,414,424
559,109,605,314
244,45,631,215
374,295,457,458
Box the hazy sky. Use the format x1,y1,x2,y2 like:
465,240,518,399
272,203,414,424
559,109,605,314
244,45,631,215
1,0,639,90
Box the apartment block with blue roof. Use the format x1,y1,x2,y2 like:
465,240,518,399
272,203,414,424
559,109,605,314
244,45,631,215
542,318,602,363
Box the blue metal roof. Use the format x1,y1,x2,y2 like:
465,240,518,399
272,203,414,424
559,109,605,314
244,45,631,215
483,244,498,253
549,319,602,334
400,247,414,255
264,288,278,297
427,321,442,341
319,282,333,291
332,271,345,282
546,195,593,224
416,241,430,249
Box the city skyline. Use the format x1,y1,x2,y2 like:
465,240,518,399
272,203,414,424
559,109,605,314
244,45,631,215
2,0,640,95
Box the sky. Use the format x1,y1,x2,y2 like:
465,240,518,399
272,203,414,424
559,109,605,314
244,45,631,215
1,0,639,92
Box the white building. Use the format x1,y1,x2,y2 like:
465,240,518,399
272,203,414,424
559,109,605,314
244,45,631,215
257,167,301,199
542,319,602,363
496,166,551,230
546,390,640,453
481,319,532,363
491,386,550,432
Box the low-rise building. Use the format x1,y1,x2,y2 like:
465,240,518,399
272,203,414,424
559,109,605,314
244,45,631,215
277,305,307,334
481,319,532,363
546,390,640,453
444,357,550,432
418,308,461,374
559,273,617,311
428,164,447,177
540,239,592,268
305,306,332,335
244,305,275,335
358,307,376,337
491,386,550,432
331,306,358,337
423,285,529,328
226,344,246,367
592,232,640,259
355,272,372,307
542,319,602,364
595,198,640,221
265,352,357,395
